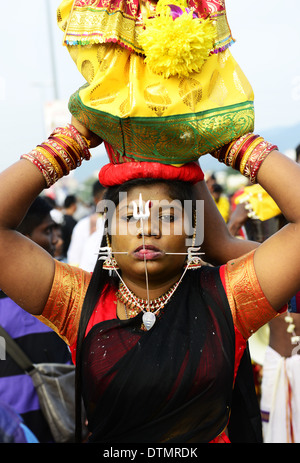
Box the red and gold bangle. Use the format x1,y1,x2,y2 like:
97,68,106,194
48,135,80,169
38,144,68,176
20,124,92,188
53,125,91,160
227,134,252,168
233,135,263,172
21,149,60,187
211,133,256,168
211,134,278,183
32,148,61,184
21,152,53,188
50,132,88,166
244,141,278,183
36,146,64,179
51,139,78,171
44,138,76,173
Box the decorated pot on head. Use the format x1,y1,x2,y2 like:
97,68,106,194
57,0,255,166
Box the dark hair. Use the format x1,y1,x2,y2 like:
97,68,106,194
74,178,196,440
43,196,57,209
93,180,106,198
296,144,300,162
64,194,77,208
16,196,52,236
212,183,223,194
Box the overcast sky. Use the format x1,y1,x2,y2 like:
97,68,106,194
0,0,299,174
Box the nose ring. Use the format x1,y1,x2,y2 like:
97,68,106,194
136,227,143,236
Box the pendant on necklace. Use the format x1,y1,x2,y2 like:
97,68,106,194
142,311,156,330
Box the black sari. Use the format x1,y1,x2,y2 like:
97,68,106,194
80,266,240,443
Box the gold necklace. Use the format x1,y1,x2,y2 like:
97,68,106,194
116,281,180,330
114,255,192,330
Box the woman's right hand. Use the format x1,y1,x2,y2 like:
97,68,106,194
71,116,103,148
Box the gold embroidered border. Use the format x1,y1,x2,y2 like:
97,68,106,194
224,250,278,340
62,5,233,54
36,260,91,346
69,93,254,163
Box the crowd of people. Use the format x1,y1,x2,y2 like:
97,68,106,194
1,0,300,446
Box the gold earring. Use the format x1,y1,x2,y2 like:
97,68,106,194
184,256,202,269
101,234,119,271
102,257,119,271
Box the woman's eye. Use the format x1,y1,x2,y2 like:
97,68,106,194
121,215,137,222
160,214,175,223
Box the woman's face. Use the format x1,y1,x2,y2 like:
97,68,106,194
110,183,191,285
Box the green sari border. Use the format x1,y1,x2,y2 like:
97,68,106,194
69,91,255,163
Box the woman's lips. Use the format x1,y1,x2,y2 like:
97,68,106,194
133,245,164,260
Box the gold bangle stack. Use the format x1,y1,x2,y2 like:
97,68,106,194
20,124,91,188
211,133,278,183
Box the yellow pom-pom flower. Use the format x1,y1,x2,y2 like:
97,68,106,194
138,2,217,78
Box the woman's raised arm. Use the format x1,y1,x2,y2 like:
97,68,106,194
195,180,259,265
253,151,300,310
0,121,100,315
0,159,55,315
211,135,300,311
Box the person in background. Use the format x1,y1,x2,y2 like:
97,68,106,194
67,180,106,269
205,172,217,194
0,197,72,443
211,183,231,223
0,401,39,443
61,194,78,258
52,219,65,262
205,173,231,223
44,197,66,262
